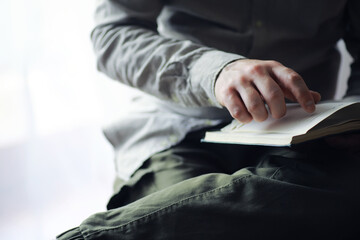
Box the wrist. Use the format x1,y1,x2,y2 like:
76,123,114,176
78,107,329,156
189,50,244,108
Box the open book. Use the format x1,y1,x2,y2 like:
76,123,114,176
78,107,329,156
203,101,360,146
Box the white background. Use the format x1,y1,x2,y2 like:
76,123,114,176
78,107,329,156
0,1,353,239
0,1,134,239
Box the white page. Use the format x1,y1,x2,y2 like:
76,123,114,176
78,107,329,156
221,101,355,135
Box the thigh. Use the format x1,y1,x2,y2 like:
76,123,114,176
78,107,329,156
59,153,360,240
107,143,226,209
58,139,360,240
108,131,359,210
107,126,268,210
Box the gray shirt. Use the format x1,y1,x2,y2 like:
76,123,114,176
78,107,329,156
91,0,360,180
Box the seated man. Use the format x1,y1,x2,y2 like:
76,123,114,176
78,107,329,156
58,0,360,239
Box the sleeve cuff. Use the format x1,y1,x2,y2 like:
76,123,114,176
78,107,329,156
189,50,244,108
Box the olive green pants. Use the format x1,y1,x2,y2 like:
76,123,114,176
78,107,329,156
57,130,360,239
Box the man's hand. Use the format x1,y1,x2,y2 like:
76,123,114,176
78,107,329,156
215,59,321,123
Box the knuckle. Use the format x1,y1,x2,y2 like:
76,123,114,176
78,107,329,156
226,90,238,101
237,75,248,86
285,71,301,84
248,64,264,75
223,88,233,97
223,90,239,106
218,89,232,106
219,84,234,96
267,87,283,101
247,100,263,113
267,60,281,66
225,74,247,88
231,108,242,119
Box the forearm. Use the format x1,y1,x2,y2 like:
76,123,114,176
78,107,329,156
91,0,242,108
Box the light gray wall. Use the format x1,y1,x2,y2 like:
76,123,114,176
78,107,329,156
336,40,353,99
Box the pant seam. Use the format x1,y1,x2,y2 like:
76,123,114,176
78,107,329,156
269,166,284,179
81,174,253,238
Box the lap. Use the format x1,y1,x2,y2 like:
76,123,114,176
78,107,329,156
58,130,360,239
109,129,359,209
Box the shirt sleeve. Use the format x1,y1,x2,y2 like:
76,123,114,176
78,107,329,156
343,0,360,98
91,0,243,108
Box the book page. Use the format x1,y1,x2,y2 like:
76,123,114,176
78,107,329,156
221,101,356,136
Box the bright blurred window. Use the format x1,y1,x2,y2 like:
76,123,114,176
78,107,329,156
0,0,108,146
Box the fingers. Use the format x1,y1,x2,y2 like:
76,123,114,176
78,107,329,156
214,59,322,123
270,63,317,113
237,84,268,122
236,63,286,120
222,89,252,123
253,75,286,119
280,88,321,104
310,91,321,103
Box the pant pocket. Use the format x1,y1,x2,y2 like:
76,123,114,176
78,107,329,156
249,148,331,189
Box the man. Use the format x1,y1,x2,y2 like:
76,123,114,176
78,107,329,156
58,0,360,239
